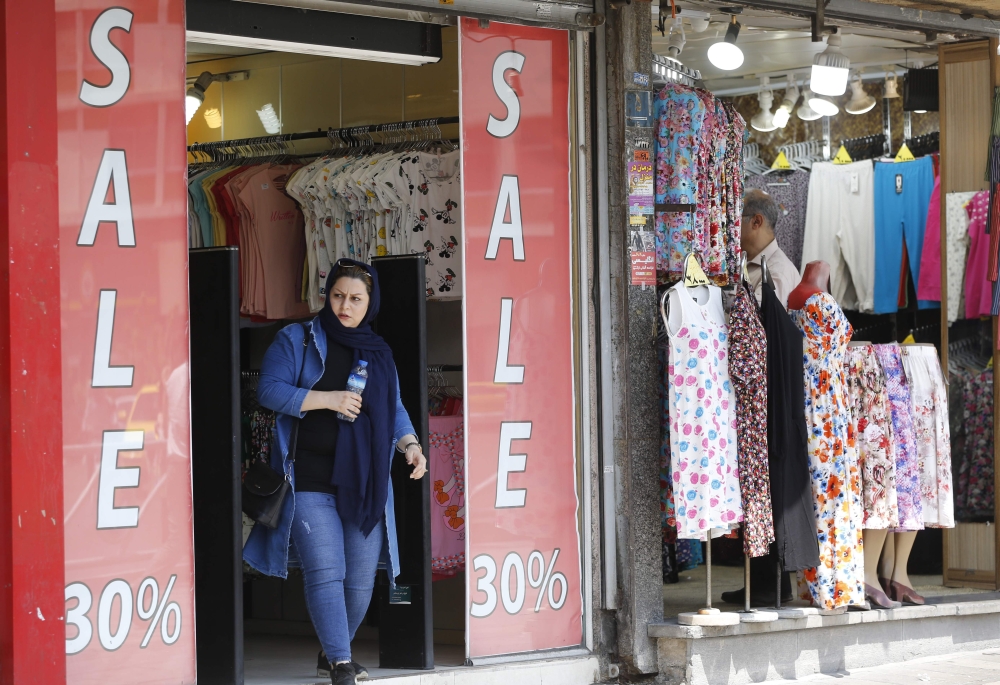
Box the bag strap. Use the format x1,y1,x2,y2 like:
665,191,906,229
287,323,310,465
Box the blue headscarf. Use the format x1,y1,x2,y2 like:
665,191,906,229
319,259,397,537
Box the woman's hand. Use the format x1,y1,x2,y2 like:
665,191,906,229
405,443,427,480
326,391,362,419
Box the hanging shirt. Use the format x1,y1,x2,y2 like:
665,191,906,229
964,190,992,318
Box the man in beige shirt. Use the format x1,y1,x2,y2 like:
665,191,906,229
742,189,802,309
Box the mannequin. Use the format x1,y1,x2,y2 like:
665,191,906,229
878,531,923,604
787,261,830,311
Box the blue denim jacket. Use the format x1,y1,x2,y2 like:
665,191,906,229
242,317,416,581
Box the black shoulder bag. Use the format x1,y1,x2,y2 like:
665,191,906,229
242,324,308,529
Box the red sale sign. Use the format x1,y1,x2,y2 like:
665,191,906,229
459,19,582,657
57,2,195,683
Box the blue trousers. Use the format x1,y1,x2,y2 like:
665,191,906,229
290,492,383,663
873,156,936,313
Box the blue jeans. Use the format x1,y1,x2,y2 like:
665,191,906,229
290,492,383,663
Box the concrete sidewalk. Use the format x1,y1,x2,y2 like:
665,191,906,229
798,648,1000,684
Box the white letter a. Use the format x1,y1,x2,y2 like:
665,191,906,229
78,149,135,247
485,176,524,261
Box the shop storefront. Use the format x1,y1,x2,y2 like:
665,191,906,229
0,0,604,683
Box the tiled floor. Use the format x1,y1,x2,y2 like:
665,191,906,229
798,648,1000,684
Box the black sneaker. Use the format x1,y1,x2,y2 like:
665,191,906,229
318,651,368,681
352,662,369,680
331,662,356,685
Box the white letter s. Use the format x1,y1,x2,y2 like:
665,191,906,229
79,8,133,107
486,51,525,138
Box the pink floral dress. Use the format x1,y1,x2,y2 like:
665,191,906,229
665,283,743,540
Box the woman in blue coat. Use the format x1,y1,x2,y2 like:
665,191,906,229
243,259,426,685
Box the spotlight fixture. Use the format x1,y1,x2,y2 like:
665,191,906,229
811,32,850,96
808,92,840,117
707,15,744,71
666,16,686,57
256,103,281,134
796,88,822,121
884,69,900,98
772,75,800,129
750,78,777,132
186,70,249,126
845,73,876,115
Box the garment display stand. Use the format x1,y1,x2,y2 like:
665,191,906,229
677,536,739,626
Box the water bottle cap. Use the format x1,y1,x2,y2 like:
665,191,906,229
358,360,368,367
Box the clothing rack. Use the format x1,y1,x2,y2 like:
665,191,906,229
187,116,461,154
905,131,940,157
840,134,886,162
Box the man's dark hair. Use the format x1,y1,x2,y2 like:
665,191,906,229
743,189,779,232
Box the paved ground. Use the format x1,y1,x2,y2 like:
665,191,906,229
798,649,1000,684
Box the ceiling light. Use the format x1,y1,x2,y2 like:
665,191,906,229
683,9,710,33
256,103,281,134
751,79,777,132
915,110,927,114
797,89,823,121
203,107,222,129
809,93,840,117
772,75,800,129
845,74,876,115
811,32,850,96
707,16,744,71
884,70,900,98
666,17,686,57
185,71,214,125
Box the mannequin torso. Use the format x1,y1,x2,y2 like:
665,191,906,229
787,260,831,310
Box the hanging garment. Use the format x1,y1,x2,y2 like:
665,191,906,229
801,161,875,312
721,101,748,285
429,415,465,579
944,192,978,322
873,343,924,531
727,282,774,557
845,345,899,529
658,342,678,547
916,176,942,305
744,170,810,270
759,280,819,572
873,156,937,313
789,292,864,609
664,282,743,539
900,345,954,528
953,367,994,520
964,191,992,318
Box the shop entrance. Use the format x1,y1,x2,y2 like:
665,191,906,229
183,9,467,682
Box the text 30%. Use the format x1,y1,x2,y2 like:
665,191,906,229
470,549,568,617
65,575,181,654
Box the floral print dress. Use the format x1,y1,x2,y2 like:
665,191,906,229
665,283,743,539
728,282,774,557
790,292,865,610
845,345,899,529
874,344,924,531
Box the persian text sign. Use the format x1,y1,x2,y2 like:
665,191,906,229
58,2,196,683
459,18,582,657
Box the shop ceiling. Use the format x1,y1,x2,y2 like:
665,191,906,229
654,0,999,93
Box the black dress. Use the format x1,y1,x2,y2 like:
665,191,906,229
760,279,820,573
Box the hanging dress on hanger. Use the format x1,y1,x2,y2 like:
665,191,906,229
790,292,865,609
727,281,774,557
665,282,743,539
759,279,820,573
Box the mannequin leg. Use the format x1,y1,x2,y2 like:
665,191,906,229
890,531,918,588
877,531,896,582
862,529,888,588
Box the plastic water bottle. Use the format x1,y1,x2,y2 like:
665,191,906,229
337,360,368,422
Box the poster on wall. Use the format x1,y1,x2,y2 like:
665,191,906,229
459,18,582,658
57,2,195,683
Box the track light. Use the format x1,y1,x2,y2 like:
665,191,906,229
811,32,850,96
707,15,744,71
772,75,800,129
845,74,876,115
666,16,686,57
185,70,249,126
750,79,777,132
796,89,823,121
808,92,840,117
884,70,900,98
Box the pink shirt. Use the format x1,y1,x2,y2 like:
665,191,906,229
964,190,992,318
917,177,942,302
